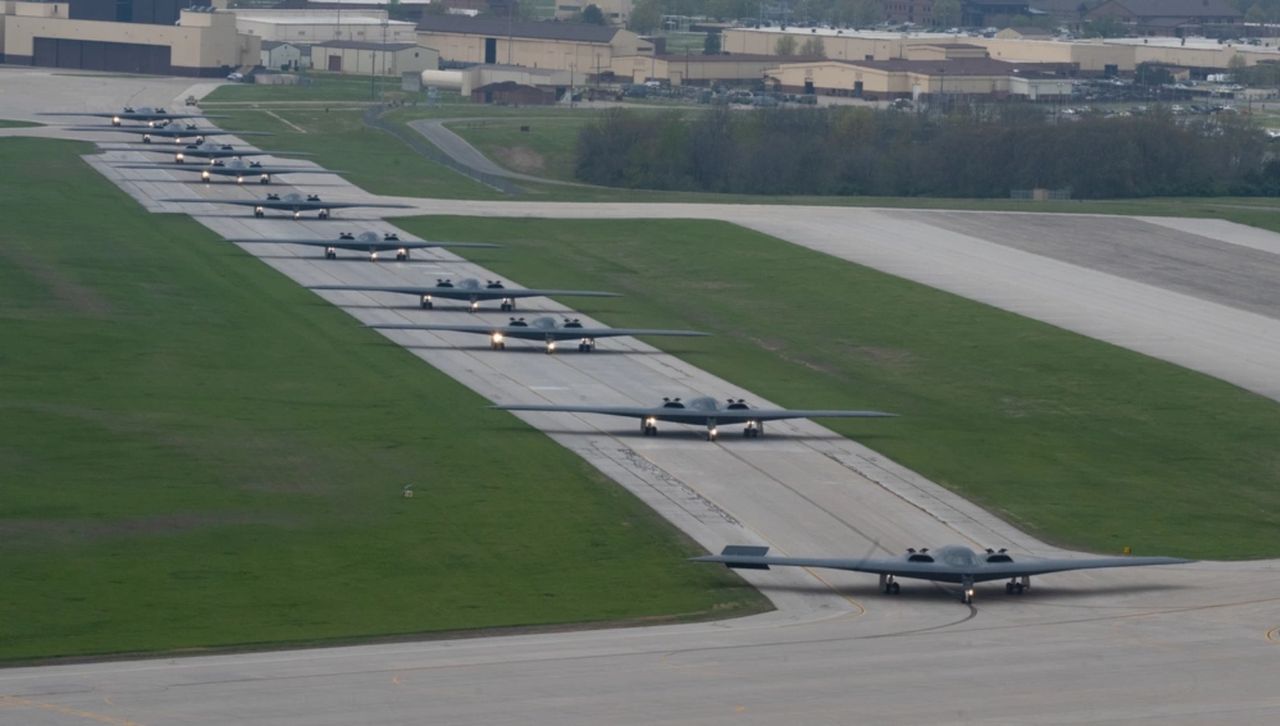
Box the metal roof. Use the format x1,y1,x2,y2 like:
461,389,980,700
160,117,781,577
313,40,420,51
416,16,621,44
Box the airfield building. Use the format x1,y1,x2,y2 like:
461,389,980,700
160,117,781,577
230,8,418,44
1,0,260,75
310,39,437,75
416,15,652,74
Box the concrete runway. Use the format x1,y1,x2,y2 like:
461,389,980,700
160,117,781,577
3,70,1279,725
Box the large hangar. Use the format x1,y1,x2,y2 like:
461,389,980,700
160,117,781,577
2,0,260,76
416,15,652,74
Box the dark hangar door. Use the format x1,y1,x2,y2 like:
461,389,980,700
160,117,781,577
30,38,170,74
484,38,497,64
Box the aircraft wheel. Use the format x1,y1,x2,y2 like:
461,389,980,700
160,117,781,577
325,251,336,260
396,252,407,261
1015,582,1025,595
420,301,432,309
143,137,151,143
500,302,512,312
890,582,900,594
254,210,264,218
1006,582,1015,595
318,211,329,220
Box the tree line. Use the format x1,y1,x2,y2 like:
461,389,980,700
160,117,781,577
574,106,1280,199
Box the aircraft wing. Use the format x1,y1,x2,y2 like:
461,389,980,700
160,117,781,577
692,548,944,577
969,555,1193,580
159,198,262,207
493,404,674,420
309,201,416,210
307,284,605,298
563,327,709,340
64,126,271,135
739,408,898,421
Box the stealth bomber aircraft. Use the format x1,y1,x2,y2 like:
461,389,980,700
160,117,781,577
118,158,342,185
310,277,616,308
369,316,707,354
494,395,895,440
160,192,414,219
236,231,497,261
695,544,1191,604
40,106,222,126
66,122,269,144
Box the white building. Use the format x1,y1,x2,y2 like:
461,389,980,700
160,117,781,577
231,9,417,45
261,40,309,71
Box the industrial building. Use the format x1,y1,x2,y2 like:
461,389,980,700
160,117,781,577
416,15,651,73
261,39,308,71
310,39,437,75
722,26,1280,75
610,53,820,86
766,42,1076,100
1087,0,1242,36
231,8,418,44
2,0,259,76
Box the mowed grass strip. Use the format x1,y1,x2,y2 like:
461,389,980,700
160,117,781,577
394,216,1280,560
0,139,765,662
217,108,504,200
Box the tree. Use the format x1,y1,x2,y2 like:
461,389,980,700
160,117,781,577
579,3,606,24
703,31,722,55
629,0,661,34
932,0,962,28
775,35,798,56
799,35,826,58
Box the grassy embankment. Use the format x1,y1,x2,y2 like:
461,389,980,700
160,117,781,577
0,138,766,663
0,119,40,128
391,216,1280,561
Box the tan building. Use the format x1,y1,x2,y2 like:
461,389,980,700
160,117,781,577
766,57,1075,100
416,14,651,75
311,39,437,75
610,53,811,85
3,1,259,76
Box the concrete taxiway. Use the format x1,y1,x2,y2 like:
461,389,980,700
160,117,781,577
3,71,1279,725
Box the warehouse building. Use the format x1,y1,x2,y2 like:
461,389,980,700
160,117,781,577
231,8,418,44
610,52,820,86
416,15,651,74
766,56,1076,100
2,0,259,76
310,39,437,75
261,40,309,71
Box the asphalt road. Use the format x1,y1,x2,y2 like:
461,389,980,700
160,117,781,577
2,69,1278,725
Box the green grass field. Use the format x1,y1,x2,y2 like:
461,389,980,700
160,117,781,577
445,117,587,181
204,73,406,103
0,138,766,662
219,108,504,200
0,119,40,127
392,216,1280,561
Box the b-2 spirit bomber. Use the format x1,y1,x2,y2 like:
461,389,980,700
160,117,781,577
369,316,708,354
309,278,617,309
236,232,498,261
494,395,896,441
118,158,343,185
695,544,1191,604
160,192,414,220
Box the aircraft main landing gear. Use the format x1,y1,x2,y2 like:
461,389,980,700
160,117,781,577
880,574,901,594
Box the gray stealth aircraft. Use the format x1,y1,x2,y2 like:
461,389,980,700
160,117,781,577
117,157,342,185
64,123,270,144
40,106,222,126
160,192,413,220
148,142,313,164
695,544,1191,604
236,232,497,261
369,316,707,354
310,277,616,309
495,395,895,440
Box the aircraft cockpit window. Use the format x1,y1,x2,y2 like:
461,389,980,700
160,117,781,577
942,548,978,567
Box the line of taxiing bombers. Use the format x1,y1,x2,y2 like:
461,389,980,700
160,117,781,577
51,106,1191,604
